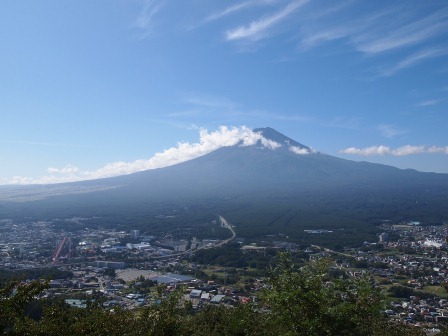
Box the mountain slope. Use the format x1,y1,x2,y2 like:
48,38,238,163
0,128,447,246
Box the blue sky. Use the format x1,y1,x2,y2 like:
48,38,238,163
1,0,447,184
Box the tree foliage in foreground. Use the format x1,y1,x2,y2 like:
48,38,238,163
1,254,427,335
262,254,424,336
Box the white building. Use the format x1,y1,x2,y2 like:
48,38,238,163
131,230,140,240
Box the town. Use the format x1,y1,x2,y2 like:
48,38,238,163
2,216,448,334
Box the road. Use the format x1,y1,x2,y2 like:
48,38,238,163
216,215,236,247
311,245,354,258
150,215,236,260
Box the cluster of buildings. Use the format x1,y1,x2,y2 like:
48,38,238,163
42,263,258,312
322,223,448,330
0,215,232,271
386,297,448,324
5,214,448,333
0,219,58,269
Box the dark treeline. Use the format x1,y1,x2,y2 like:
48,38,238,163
2,174,448,250
0,268,72,282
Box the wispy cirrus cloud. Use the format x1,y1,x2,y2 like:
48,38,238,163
302,5,448,54
1,126,283,185
205,1,257,23
327,116,362,130
246,110,310,122
380,47,448,76
183,93,237,110
2,140,70,147
341,145,448,156
134,0,165,36
354,9,448,54
204,0,279,23
298,3,448,74
172,93,310,125
300,26,353,49
1,140,96,149
166,93,239,121
378,124,407,139
417,99,442,107
225,0,309,41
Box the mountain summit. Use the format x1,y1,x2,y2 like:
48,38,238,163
253,127,311,152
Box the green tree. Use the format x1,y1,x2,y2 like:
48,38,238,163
184,304,267,336
388,285,415,298
103,268,116,278
136,290,188,336
0,280,48,334
0,257,426,336
262,252,423,336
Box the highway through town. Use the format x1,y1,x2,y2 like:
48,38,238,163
216,215,236,246
151,215,236,260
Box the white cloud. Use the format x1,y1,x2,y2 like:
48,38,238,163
47,165,79,174
225,0,309,41
2,126,283,185
340,145,448,157
341,145,391,156
289,146,312,155
428,146,448,154
81,126,266,179
259,137,282,150
3,174,83,185
392,145,426,156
